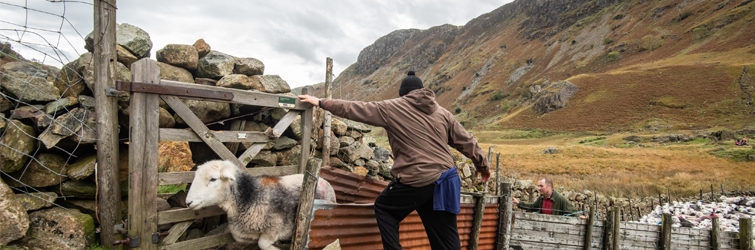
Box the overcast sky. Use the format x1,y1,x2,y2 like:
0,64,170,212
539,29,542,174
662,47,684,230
0,0,513,88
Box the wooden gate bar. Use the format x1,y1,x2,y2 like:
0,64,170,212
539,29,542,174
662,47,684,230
162,95,245,169
158,206,225,225
265,111,301,139
158,128,269,143
238,143,267,166
158,165,299,186
225,120,246,154
298,86,314,173
161,221,192,245
160,79,309,110
159,233,235,250
128,58,160,250
116,80,234,101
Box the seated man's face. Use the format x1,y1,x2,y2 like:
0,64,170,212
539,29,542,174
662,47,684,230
537,180,552,197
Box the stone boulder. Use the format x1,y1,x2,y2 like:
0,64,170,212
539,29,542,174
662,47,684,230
233,57,264,76
273,136,297,150
157,61,194,83
197,51,235,79
249,75,291,93
0,120,37,173
250,150,277,166
18,207,94,250
331,119,348,136
343,120,372,133
338,142,374,163
532,81,579,115
193,39,211,58
541,147,558,154
339,136,355,147
16,192,57,211
173,99,230,124
276,145,301,166
622,135,642,142
44,97,78,114
66,154,97,181
353,166,369,176
71,110,97,144
116,23,152,58
217,74,253,90
0,178,29,244
329,157,350,171
0,62,61,102
158,107,175,128
156,44,199,71
116,44,138,68
157,141,194,172
5,153,68,187
316,129,339,156
54,180,97,199
373,146,392,163
360,136,377,147
39,108,87,149
288,116,303,140
54,61,86,98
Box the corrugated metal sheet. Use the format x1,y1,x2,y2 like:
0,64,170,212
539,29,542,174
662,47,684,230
320,166,387,204
308,202,500,250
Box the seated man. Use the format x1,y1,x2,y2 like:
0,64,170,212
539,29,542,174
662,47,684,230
735,139,741,146
743,139,748,145
512,178,586,218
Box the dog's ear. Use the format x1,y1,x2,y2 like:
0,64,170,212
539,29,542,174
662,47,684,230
219,161,237,182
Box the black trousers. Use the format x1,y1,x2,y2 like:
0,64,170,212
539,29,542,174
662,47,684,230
374,180,460,250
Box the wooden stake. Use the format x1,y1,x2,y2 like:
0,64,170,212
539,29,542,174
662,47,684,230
612,207,620,250
94,0,121,247
583,205,596,250
711,216,720,250
496,182,513,250
321,58,333,167
660,213,672,250
292,158,324,250
741,217,754,250
495,153,501,196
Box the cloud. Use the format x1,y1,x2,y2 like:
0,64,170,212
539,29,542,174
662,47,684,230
1,0,513,88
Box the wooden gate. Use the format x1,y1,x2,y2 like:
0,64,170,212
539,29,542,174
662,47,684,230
123,59,315,249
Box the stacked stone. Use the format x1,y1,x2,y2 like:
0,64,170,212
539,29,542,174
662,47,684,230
0,22,304,249
313,117,395,181
638,196,755,232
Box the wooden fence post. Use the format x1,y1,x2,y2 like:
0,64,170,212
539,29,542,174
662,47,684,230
660,213,672,250
94,0,120,247
321,58,332,167
612,207,620,250
128,59,160,250
741,217,754,250
602,208,613,250
583,205,596,250
711,216,720,250
292,158,324,250
495,153,501,195
299,87,314,173
496,182,513,250
470,192,487,249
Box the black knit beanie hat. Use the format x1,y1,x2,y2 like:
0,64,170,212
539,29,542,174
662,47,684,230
399,71,423,97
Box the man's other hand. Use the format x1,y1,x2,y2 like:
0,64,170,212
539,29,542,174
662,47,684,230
476,169,491,183
512,197,519,205
298,95,319,107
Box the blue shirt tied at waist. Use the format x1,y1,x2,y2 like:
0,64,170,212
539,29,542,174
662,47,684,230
433,167,461,214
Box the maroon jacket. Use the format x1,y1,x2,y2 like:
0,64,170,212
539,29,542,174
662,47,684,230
320,88,489,187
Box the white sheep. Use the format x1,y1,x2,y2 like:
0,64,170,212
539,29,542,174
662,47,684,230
185,160,337,250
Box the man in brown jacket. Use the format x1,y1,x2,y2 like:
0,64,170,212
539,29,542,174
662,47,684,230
298,71,490,250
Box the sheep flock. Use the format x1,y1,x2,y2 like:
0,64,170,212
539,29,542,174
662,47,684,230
638,196,755,232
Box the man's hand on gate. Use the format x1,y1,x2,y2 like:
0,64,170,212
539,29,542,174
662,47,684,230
298,95,320,107
476,169,491,183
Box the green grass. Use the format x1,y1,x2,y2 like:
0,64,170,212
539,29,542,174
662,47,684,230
683,138,710,144
158,184,187,194
87,243,112,250
710,148,755,162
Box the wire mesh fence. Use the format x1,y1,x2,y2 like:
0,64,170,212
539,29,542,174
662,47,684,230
0,0,105,246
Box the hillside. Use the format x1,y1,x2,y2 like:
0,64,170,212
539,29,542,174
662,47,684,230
307,0,755,132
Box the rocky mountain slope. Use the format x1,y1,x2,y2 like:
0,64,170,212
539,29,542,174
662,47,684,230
306,0,755,132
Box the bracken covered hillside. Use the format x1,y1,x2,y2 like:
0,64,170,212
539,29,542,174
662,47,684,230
306,0,755,132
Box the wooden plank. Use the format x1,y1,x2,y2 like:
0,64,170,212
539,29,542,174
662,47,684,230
513,241,583,250
495,153,500,195
497,182,513,250
160,79,308,110
292,158,323,250
162,95,244,169
661,213,672,250
224,120,246,155
266,110,301,139
161,221,192,245
712,216,721,250
158,206,225,225
129,58,161,250
470,191,486,250
93,0,120,246
602,208,613,250
299,87,314,174
237,143,266,166
159,128,268,143
514,211,587,225
742,217,754,250
159,232,236,250
158,165,299,185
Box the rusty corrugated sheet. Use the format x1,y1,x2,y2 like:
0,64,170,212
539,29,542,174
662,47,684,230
308,203,500,250
320,166,387,204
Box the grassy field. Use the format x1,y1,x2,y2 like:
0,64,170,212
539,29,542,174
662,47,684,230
473,130,755,199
